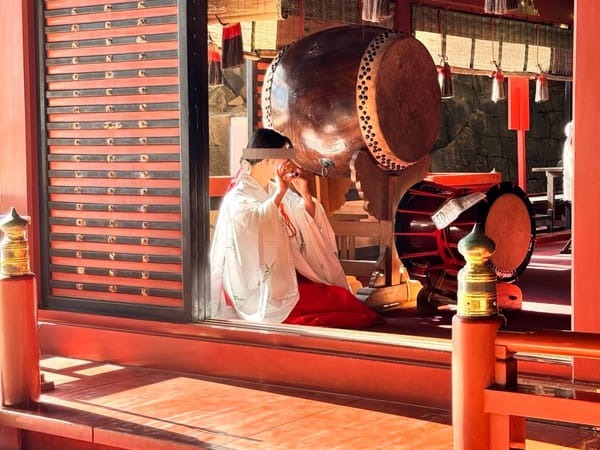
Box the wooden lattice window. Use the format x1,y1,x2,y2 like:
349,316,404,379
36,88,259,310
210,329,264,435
37,0,204,321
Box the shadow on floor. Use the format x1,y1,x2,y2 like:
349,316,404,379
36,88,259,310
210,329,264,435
369,235,572,338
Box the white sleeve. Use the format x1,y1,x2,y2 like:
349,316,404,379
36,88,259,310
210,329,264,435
283,191,350,290
210,186,300,323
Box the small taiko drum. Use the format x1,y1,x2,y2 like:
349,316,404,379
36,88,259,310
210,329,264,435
261,25,441,178
394,181,536,283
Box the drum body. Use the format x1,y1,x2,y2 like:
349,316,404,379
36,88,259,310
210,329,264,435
394,181,535,283
261,25,441,178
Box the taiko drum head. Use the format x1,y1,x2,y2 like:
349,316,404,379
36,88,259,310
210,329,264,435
356,31,441,171
480,183,535,281
262,25,441,178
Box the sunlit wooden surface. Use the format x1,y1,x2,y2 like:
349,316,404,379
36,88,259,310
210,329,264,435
0,355,598,449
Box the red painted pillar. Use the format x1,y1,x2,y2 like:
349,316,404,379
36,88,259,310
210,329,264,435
0,275,40,408
0,0,40,277
394,0,411,33
0,209,40,408
452,315,502,449
452,224,502,449
508,77,530,191
572,0,600,382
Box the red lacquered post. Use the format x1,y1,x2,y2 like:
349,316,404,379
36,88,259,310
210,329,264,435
0,208,40,408
453,315,502,449
452,224,501,449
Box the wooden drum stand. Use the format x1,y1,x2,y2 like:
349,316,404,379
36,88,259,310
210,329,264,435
312,151,525,315
313,151,430,313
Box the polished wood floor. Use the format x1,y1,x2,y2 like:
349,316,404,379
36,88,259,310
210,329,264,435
0,354,596,449
366,230,573,338
2,232,598,449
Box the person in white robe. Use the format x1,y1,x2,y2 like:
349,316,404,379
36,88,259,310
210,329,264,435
562,121,573,203
210,129,367,325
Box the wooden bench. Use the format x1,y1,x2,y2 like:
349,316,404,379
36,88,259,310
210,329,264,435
531,167,565,231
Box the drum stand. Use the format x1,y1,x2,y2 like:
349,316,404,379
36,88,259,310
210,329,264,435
315,151,523,315
315,151,430,313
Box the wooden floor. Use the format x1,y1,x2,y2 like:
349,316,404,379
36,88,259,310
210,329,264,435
365,230,573,338
2,231,598,449
0,354,597,449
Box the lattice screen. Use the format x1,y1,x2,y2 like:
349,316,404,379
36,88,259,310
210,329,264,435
41,0,186,312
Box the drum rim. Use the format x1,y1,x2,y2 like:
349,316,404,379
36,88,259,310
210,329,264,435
394,181,464,275
356,29,400,171
394,180,536,283
261,44,289,130
477,181,536,282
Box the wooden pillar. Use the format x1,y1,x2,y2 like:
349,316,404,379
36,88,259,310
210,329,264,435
0,275,41,408
394,0,412,34
508,77,530,191
489,345,526,449
572,1,600,381
453,224,502,449
452,316,502,450
0,0,40,274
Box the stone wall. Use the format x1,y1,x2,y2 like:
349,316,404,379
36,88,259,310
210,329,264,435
208,66,247,177
430,74,570,193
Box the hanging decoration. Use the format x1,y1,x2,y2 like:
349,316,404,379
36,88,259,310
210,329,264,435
484,0,519,15
534,70,549,103
485,0,538,16
517,0,539,16
534,26,549,103
491,62,506,102
208,40,223,86
438,57,454,99
436,11,453,99
361,0,391,23
221,22,244,69
489,20,505,102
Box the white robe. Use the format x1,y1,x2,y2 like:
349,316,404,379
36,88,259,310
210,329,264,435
562,121,574,203
210,173,350,323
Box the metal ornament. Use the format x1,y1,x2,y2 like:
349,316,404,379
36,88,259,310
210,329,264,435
0,208,31,277
456,223,498,317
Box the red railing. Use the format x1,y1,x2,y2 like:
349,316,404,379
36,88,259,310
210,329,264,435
453,316,600,449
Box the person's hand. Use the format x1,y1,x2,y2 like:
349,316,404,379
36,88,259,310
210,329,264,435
276,160,301,192
290,171,311,198
275,161,315,216
274,165,288,192
278,162,310,198
277,160,300,180
272,161,290,206
288,168,316,218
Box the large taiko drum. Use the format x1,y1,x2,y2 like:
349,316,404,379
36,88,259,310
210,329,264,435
261,25,441,178
394,181,536,283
